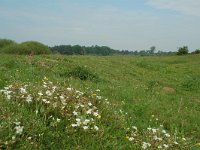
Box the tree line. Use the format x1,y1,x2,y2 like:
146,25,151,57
1,38,200,56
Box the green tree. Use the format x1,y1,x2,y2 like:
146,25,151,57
177,46,189,55
191,49,200,54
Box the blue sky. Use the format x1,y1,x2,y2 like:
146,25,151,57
1,0,200,51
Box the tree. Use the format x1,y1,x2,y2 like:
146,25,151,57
191,49,200,54
150,46,156,54
177,46,188,55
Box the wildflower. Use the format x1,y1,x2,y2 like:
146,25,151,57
153,135,158,140
38,92,43,96
73,111,78,115
93,112,99,117
26,95,32,103
83,119,90,125
36,110,38,115
86,109,92,114
142,142,150,149
46,90,52,96
152,128,157,133
20,87,27,94
94,125,99,131
71,124,77,127
12,136,16,140
163,144,169,148
83,126,89,130
129,137,134,141
67,87,72,91
75,118,80,121
174,141,178,145
162,130,166,134
132,126,137,130
158,145,162,149
96,96,102,100
96,89,100,92
59,95,64,99
165,133,170,138
88,102,92,106
56,118,61,122
7,94,11,100
147,127,152,131
182,137,186,141
15,125,24,135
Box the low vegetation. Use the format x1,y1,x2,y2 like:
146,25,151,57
0,39,51,55
0,53,200,149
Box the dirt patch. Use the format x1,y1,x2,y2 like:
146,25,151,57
162,87,176,94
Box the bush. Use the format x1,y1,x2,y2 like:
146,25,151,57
0,39,16,51
191,49,200,54
2,41,51,55
67,66,99,81
20,41,51,55
177,46,189,55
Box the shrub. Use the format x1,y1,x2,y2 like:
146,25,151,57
0,39,16,51
191,49,200,54
177,46,189,55
1,41,51,55
20,41,51,55
67,66,99,81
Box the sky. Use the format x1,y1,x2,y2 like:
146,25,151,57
1,0,200,52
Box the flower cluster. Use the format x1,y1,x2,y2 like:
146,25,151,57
126,124,190,149
0,78,108,132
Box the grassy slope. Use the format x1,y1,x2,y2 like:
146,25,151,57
0,54,200,149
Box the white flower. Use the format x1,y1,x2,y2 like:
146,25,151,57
96,89,100,92
20,87,27,94
59,95,64,100
38,92,43,96
71,124,77,127
153,135,158,140
93,112,99,117
96,96,101,100
86,109,92,114
67,87,72,91
158,145,162,149
26,95,32,103
15,125,24,135
94,125,99,131
165,133,170,138
162,129,166,134
83,119,90,125
142,142,148,149
7,94,11,100
182,137,186,141
129,137,134,141
83,126,88,130
152,128,157,133
56,118,61,122
73,111,78,115
147,127,152,131
132,126,137,130
88,102,92,106
174,141,178,145
163,144,169,148
46,90,52,96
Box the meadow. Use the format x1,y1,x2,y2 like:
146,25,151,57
0,54,200,149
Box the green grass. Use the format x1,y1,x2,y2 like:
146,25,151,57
0,54,200,149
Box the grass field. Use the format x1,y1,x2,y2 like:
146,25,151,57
0,54,200,149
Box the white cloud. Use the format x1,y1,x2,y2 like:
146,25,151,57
147,0,200,16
